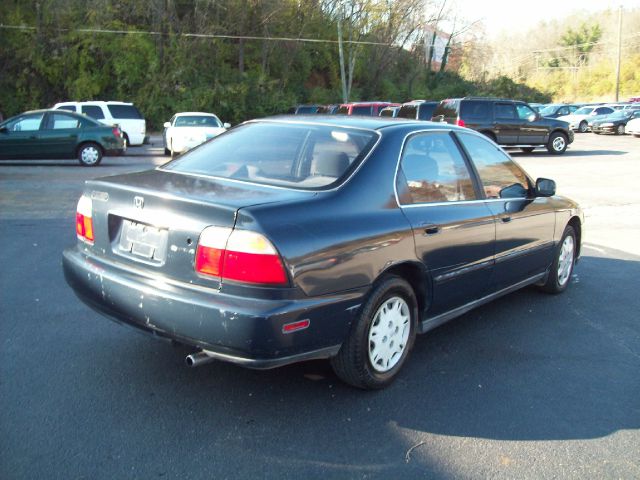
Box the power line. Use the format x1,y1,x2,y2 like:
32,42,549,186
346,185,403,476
0,23,399,47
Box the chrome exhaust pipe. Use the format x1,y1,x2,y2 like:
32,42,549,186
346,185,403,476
185,350,216,367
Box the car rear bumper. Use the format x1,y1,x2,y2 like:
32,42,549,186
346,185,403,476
62,247,364,368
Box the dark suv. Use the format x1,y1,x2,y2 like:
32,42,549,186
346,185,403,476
432,97,574,154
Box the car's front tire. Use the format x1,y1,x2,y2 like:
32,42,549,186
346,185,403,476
547,132,568,154
540,225,576,294
578,121,588,133
331,275,418,389
77,142,103,166
616,124,625,135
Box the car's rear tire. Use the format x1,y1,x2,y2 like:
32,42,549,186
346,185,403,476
578,121,588,133
77,142,103,166
520,147,535,153
546,132,568,154
616,124,625,135
540,225,576,294
331,276,418,389
164,147,171,156
481,131,496,142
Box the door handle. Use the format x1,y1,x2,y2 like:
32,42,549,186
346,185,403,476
423,225,440,235
501,216,512,223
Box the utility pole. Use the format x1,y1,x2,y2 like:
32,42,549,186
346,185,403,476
615,5,622,102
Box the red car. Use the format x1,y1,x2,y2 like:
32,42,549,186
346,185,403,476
337,102,400,116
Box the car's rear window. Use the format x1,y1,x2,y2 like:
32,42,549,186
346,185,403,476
432,99,459,119
107,104,143,119
296,106,318,114
174,116,222,127
397,105,417,119
351,106,373,116
163,122,378,189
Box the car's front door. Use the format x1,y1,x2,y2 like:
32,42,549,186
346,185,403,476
516,103,547,144
0,112,46,158
37,112,81,157
396,131,496,316
493,102,520,144
456,131,556,292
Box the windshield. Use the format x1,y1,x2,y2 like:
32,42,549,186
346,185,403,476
574,107,595,115
163,122,378,189
174,116,222,127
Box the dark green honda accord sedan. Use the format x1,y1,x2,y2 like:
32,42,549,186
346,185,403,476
0,109,125,166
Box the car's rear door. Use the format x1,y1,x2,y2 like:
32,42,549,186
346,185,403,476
397,130,495,316
37,112,81,157
456,131,556,291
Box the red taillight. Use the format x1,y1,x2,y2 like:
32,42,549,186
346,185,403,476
195,227,288,286
456,118,466,127
76,196,94,243
112,127,121,138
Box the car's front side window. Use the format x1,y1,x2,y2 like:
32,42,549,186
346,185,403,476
398,132,477,205
516,104,536,120
457,132,530,199
5,113,45,132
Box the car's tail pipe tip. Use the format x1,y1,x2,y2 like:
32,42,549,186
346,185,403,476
185,351,216,368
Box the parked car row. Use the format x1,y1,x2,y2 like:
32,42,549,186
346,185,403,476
0,99,232,165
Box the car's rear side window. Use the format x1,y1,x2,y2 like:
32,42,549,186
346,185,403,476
164,122,377,189
56,105,76,112
460,101,490,120
398,132,477,205
107,105,143,119
457,132,530,199
81,105,105,120
49,113,81,129
418,104,436,120
494,103,517,119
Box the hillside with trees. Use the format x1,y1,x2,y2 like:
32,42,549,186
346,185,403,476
1,1,636,128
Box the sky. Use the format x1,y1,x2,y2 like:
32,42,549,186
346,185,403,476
454,0,640,37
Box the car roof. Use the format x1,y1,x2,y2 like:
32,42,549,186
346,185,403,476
54,101,134,106
402,100,438,106
174,112,218,116
259,115,460,131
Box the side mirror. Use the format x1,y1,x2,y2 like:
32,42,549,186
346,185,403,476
528,113,539,122
223,122,231,129
535,178,556,197
0,126,7,133
163,122,171,128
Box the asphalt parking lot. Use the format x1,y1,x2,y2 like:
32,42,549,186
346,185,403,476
1,133,639,479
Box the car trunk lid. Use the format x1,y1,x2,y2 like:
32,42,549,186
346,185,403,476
82,168,315,288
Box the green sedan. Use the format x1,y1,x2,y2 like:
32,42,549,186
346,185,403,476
0,109,125,166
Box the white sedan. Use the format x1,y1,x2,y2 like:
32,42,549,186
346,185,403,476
627,116,640,137
163,112,230,156
557,105,615,133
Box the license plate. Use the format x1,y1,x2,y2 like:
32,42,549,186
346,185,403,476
118,220,168,262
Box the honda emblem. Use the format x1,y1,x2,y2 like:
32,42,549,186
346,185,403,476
134,196,144,209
